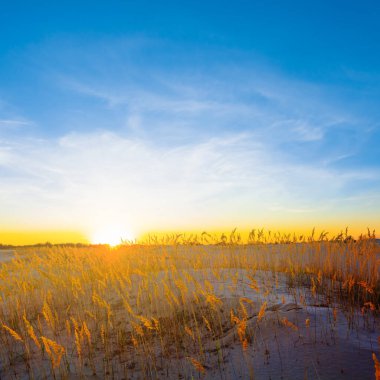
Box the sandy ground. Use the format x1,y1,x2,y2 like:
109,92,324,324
0,250,15,263
0,256,378,379
203,304,377,379
75,270,378,379
164,270,379,380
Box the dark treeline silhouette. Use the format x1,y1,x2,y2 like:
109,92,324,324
0,242,90,249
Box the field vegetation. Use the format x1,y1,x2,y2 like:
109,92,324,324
0,229,379,379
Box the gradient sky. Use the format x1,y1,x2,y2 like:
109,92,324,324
1,1,380,244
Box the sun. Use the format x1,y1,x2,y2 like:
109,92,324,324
90,226,135,246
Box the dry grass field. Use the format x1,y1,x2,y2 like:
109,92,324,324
0,230,379,379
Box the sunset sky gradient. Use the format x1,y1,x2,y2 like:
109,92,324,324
1,1,379,244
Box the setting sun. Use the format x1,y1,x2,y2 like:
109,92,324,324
90,227,135,246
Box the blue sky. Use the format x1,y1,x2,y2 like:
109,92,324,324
0,1,379,240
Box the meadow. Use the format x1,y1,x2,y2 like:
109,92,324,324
0,229,379,379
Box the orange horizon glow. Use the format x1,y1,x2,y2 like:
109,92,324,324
0,224,378,246
0,230,89,246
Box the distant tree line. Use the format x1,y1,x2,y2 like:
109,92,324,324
0,242,90,249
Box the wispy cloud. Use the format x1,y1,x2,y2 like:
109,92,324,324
1,129,379,235
0,98,35,135
49,39,363,145
0,36,379,235
0,119,31,128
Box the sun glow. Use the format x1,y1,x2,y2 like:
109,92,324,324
90,226,135,246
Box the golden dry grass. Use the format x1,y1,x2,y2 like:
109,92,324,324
0,229,379,379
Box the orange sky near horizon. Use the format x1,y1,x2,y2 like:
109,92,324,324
0,230,89,246
1,222,378,246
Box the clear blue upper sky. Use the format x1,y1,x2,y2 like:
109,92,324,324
1,1,379,76
0,1,379,239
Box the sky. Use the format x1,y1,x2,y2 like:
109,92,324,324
0,1,380,244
